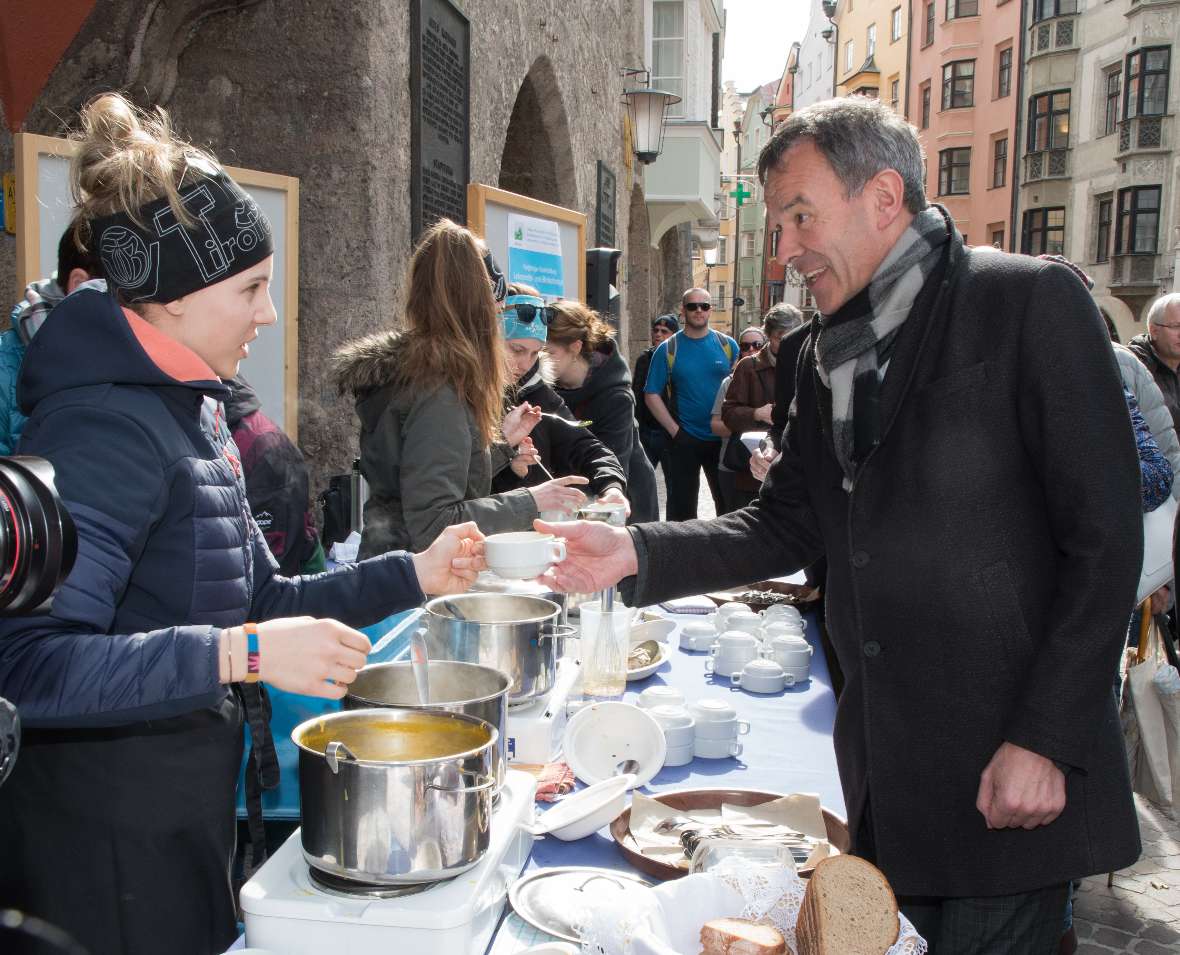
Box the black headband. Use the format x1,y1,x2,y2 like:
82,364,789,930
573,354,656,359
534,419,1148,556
90,167,274,304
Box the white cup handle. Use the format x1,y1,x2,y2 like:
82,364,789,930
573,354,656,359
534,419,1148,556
730,741,743,757
784,673,796,687
550,540,566,563
704,659,715,674
736,720,751,736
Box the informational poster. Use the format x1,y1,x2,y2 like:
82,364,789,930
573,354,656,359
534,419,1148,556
507,212,565,299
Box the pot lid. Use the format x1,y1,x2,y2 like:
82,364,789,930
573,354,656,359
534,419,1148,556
508,866,653,943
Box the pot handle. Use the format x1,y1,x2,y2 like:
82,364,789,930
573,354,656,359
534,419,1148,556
427,772,497,794
325,741,357,775
539,623,578,642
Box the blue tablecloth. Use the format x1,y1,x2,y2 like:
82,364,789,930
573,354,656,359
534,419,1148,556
527,606,844,876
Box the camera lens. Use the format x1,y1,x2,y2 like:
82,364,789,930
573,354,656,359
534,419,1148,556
0,457,77,615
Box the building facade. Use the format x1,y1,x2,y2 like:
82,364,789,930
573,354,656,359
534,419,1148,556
641,0,727,331
692,80,741,335
834,0,909,109
909,0,1020,249
795,0,840,109
1013,0,1180,340
733,80,778,332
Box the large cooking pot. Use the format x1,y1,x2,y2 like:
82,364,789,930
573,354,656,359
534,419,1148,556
423,593,575,704
293,708,497,885
343,659,510,786
469,571,569,622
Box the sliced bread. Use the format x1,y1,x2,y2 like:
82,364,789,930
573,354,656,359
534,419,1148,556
795,855,899,955
700,916,787,955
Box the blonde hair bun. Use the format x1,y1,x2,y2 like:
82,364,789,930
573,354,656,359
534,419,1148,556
72,92,220,240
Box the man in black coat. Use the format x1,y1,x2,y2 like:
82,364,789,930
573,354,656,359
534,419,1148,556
539,98,1141,954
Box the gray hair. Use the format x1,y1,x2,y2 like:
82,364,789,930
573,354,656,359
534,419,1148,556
1147,293,1180,326
757,96,927,214
763,302,803,334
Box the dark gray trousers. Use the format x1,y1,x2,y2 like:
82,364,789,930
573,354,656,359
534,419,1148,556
900,884,1070,955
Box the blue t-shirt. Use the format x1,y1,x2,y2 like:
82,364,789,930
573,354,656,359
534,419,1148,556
645,331,738,441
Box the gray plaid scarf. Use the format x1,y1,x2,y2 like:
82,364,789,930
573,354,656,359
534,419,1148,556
815,206,950,489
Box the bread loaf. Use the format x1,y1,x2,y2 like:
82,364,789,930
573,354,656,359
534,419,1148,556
794,855,899,955
699,916,786,955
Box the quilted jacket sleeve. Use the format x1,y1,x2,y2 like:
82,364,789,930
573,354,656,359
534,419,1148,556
248,516,426,626
0,404,224,728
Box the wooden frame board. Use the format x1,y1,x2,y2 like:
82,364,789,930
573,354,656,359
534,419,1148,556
467,183,586,302
13,133,301,438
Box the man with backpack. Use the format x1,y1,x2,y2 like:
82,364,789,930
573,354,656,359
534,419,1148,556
643,287,738,519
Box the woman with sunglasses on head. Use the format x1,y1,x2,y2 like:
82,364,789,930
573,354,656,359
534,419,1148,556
0,94,484,955
493,284,626,514
335,224,585,554
542,299,659,523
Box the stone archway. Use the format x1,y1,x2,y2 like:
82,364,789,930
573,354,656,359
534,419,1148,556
499,56,578,209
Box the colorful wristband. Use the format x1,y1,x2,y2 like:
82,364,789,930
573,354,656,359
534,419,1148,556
244,623,261,683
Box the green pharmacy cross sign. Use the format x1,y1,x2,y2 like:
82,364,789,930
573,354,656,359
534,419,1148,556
730,181,752,207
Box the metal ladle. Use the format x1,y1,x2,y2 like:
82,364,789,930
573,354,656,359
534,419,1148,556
407,627,431,704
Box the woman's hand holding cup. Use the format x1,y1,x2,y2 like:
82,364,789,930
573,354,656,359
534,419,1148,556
412,521,487,595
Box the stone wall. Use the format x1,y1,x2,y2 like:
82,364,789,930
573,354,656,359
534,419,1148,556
1,0,646,497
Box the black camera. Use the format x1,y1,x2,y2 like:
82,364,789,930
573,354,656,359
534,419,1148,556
0,456,77,791
0,457,77,616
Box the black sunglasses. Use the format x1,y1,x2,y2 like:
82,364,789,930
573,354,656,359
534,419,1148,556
684,302,712,312
504,302,552,326
739,339,765,352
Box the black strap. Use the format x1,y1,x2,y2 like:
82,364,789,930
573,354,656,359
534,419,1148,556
234,682,279,876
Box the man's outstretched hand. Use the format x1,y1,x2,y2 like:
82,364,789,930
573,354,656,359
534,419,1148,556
534,518,638,593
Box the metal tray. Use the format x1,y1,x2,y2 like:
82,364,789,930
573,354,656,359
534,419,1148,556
608,787,850,882
508,866,653,943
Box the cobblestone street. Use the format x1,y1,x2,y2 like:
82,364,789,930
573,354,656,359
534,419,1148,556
1074,797,1180,954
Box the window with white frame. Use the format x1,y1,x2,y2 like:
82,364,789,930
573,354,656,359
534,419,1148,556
742,232,756,258
891,7,902,42
867,24,877,58
718,236,728,264
845,40,855,73
652,1,685,118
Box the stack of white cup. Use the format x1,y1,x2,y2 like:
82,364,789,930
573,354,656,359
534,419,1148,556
649,704,697,765
687,698,749,758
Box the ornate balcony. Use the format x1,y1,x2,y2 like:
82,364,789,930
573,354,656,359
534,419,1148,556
1108,254,1161,288
1023,148,1071,182
1028,17,1077,57
1116,115,1169,157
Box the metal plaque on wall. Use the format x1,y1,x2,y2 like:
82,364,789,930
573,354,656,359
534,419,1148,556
411,0,470,242
596,161,616,248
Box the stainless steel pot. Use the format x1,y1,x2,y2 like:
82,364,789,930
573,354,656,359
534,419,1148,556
423,593,575,704
343,659,510,786
293,708,497,885
469,571,569,622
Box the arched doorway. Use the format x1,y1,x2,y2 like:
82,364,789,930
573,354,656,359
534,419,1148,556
499,56,577,209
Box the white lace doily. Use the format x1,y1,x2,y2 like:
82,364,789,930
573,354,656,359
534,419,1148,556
578,859,927,955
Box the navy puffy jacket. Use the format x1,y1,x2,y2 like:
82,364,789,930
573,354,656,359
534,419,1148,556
0,288,424,728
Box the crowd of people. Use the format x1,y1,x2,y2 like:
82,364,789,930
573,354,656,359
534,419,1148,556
0,88,1174,955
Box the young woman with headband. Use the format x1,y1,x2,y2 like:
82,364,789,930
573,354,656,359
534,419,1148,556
0,93,484,955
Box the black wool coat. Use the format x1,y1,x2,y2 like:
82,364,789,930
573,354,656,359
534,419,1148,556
630,227,1143,897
